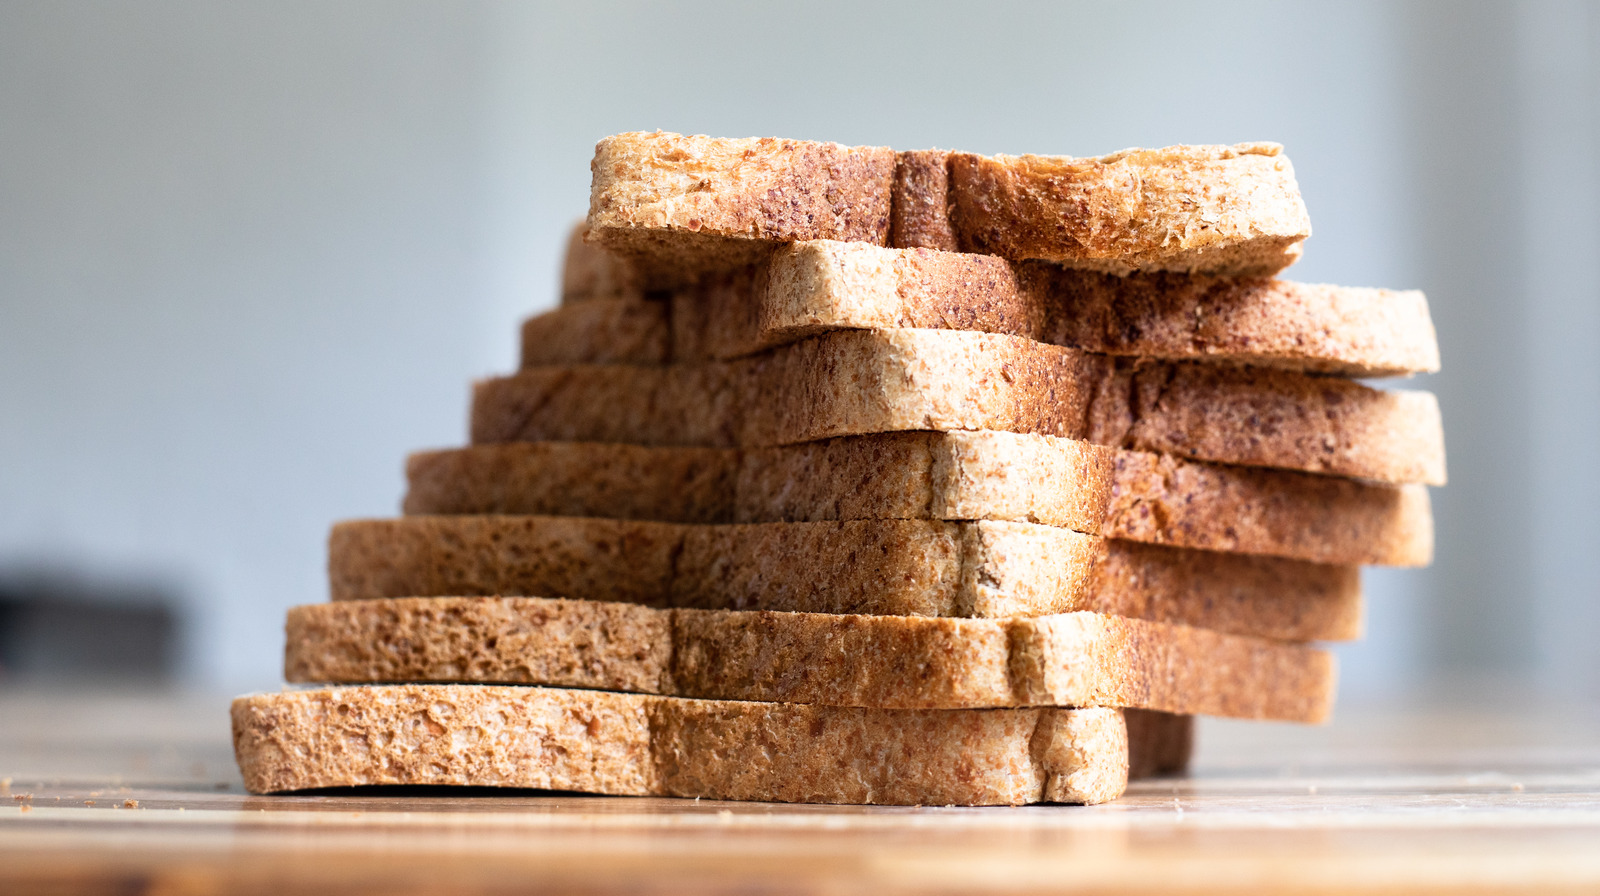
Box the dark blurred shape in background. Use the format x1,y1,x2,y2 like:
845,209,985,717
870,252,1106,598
0,570,180,685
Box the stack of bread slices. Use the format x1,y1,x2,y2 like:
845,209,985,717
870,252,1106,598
232,131,1444,806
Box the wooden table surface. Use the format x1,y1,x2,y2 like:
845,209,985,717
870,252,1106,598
2,690,1599,894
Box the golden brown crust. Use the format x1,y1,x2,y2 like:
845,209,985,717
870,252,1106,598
889,150,959,251
284,598,1333,722
733,430,1112,533
231,684,1130,804
480,329,1446,484
327,514,1356,641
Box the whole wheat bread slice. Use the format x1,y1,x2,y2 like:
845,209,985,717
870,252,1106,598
285,597,1334,722
330,516,1102,619
561,221,648,305
328,515,1361,642
1103,450,1431,567
588,132,1309,286
233,684,1158,804
530,238,1438,378
522,297,669,365
588,132,897,287
478,328,1447,485
406,432,1429,568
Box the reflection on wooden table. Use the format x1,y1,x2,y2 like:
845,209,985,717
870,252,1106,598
2,691,1598,894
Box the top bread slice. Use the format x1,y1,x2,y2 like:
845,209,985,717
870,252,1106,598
539,236,1438,378
477,328,1447,485
589,132,1310,286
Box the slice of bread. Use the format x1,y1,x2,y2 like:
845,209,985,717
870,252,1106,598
234,684,1188,804
327,515,1361,641
285,597,1334,722
329,516,1103,619
935,145,1310,276
409,431,1111,536
530,239,1438,378
588,132,1309,285
1091,541,1360,643
588,132,897,287
480,329,1446,485
561,221,647,305
406,432,1429,568
521,297,669,364
1103,450,1431,567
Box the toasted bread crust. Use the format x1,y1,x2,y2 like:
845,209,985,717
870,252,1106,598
232,684,1132,804
889,150,960,251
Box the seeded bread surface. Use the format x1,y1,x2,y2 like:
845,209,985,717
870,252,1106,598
231,684,1132,805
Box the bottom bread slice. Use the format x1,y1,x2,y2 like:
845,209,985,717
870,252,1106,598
285,598,1334,721
233,684,1171,805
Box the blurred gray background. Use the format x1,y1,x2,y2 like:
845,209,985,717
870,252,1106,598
1,1,1596,700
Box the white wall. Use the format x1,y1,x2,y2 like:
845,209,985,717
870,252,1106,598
2,1,1595,697
1,2,492,685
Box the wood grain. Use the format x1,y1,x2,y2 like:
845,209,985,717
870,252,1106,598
3,692,1599,894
